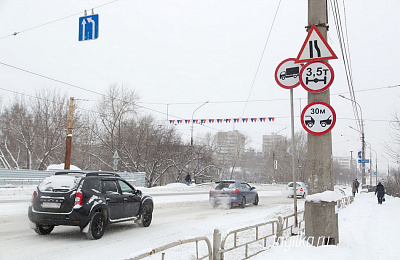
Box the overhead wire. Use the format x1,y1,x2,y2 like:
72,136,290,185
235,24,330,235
0,0,121,40
329,0,362,135
240,0,282,118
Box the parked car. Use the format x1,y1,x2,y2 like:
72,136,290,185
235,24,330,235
209,180,259,208
286,182,308,198
28,171,153,240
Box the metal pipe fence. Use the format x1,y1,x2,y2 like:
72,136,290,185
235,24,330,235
127,236,212,260
129,193,354,260
217,220,280,260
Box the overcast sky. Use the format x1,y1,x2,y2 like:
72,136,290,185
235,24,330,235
0,0,399,172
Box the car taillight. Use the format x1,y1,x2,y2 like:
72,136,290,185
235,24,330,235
31,190,37,203
300,188,303,192
210,190,214,194
75,192,83,206
231,189,240,194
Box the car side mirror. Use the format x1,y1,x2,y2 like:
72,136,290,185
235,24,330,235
136,189,142,196
251,187,256,190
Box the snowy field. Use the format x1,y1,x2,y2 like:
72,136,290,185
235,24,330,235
0,183,399,260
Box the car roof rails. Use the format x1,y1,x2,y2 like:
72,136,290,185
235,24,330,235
54,171,85,175
85,172,121,177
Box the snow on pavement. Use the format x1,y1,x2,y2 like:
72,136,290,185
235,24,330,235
254,192,400,260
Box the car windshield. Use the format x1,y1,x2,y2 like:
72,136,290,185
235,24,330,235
38,175,82,192
214,182,236,190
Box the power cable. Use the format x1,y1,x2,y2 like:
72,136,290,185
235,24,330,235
0,0,120,40
240,0,282,117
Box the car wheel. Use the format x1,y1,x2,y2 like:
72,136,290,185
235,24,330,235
241,197,246,208
86,212,106,240
139,204,153,227
34,223,54,235
253,195,259,205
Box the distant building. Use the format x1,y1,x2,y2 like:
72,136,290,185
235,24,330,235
334,156,357,170
216,130,245,163
262,134,285,155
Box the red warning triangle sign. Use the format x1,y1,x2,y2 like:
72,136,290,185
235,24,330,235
295,24,337,63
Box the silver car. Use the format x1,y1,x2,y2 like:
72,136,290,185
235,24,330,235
286,182,308,198
209,180,259,209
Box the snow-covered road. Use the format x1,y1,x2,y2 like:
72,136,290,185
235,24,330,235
0,183,299,260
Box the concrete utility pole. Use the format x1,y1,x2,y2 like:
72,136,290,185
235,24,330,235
64,97,74,170
304,0,339,246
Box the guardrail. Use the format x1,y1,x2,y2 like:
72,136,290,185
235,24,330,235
0,178,43,186
280,210,305,237
217,220,280,260
128,236,212,260
337,195,354,210
127,193,354,260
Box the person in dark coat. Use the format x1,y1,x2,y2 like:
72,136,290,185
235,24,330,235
352,179,360,197
185,173,191,186
375,182,385,204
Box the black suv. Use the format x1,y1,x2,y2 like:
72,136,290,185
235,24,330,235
28,171,153,239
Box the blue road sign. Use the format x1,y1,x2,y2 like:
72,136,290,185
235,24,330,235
79,14,99,41
358,159,369,163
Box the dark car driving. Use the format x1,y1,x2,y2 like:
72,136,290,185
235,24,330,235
28,171,153,239
209,180,259,209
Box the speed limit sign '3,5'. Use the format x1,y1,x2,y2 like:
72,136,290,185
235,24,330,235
299,61,334,93
301,101,336,135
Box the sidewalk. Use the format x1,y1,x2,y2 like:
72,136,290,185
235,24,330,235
253,192,400,260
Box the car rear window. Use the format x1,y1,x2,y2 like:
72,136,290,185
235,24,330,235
38,175,82,192
214,182,236,190
288,183,301,188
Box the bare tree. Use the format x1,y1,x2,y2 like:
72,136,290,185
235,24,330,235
0,96,35,169
31,89,69,170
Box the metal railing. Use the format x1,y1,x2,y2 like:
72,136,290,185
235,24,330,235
127,236,212,260
128,194,354,260
280,210,305,237
337,196,354,210
217,220,280,260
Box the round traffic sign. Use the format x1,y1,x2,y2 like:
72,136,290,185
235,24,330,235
301,101,336,135
299,61,334,93
274,58,303,89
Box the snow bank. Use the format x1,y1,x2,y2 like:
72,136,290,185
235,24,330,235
46,163,81,171
305,190,344,203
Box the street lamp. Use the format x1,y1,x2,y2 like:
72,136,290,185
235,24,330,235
271,127,288,179
365,142,378,186
381,155,390,185
190,101,209,177
340,95,366,186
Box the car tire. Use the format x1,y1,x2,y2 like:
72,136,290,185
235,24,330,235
253,195,259,205
139,204,152,227
34,223,54,235
241,197,246,208
86,212,106,240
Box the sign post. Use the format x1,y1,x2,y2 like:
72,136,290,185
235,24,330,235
275,58,300,229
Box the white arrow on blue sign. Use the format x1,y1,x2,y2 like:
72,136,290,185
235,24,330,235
79,14,99,41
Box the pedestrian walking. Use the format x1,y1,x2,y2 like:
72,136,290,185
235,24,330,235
185,173,191,186
352,179,360,197
375,182,385,204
